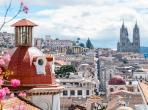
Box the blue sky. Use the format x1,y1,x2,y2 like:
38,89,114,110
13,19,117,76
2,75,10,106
1,0,148,48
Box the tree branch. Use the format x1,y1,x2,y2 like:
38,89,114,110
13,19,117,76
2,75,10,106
0,0,23,31
5,4,23,24
0,0,13,31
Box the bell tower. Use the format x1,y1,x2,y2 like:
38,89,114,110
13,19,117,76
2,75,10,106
12,19,37,46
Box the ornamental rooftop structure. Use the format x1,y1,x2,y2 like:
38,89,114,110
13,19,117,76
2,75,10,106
7,19,63,110
8,19,54,85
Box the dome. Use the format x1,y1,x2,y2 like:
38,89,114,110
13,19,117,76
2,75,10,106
8,46,54,85
109,75,125,85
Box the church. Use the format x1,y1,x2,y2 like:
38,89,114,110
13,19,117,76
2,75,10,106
117,22,140,53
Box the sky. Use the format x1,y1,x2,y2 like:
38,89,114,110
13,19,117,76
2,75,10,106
0,0,148,48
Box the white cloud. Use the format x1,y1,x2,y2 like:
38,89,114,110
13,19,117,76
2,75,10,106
1,0,148,48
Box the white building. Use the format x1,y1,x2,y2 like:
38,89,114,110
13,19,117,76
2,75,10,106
133,69,148,80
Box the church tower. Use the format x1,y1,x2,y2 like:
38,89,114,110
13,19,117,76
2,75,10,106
118,22,129,52
117,21,140,53
133,22,140,53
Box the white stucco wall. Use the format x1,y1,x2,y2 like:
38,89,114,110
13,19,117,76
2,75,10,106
30,94,60,110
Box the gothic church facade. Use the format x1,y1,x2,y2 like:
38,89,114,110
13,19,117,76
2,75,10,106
117,22,140,53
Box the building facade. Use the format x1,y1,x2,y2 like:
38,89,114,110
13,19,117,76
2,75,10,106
117,22,140,53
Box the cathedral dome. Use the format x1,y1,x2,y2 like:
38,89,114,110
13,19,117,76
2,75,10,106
109,75,125,85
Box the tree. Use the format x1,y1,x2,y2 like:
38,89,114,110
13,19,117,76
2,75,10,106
0,0,28,108
0,54,25,106
79,43,85,47
55,65,76,78
86,38,94,49
0,0,29,31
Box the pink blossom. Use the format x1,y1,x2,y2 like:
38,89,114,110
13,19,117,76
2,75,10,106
0,79,3,85
11,79,20,88
0,89,6,100
2,54,10,62
16,104,26,110
0,68,2,74
0,59,5,65
20,0,29,14
10,93,14,98
20,0,24,5
23,5,29,14
3,87,10,94
18,91,26,97
19,105,26,110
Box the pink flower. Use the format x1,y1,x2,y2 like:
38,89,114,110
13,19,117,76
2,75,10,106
11,79,20,88
0,89,6,100
0,59,5,65
18,91,26,97
23,5,29,13
0,79,3,85
2,54,10,62
10,93,14,98
0,68,2,74
3,87,10,94
20,0,29,14
16,104,26,110
20,0,24,5
19,105,26,110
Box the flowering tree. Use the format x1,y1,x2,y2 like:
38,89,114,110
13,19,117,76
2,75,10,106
0,0,29,109
0,0,29,31
0,54,25,107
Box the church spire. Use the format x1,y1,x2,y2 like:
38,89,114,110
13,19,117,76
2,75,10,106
135,20,138,29
122,19,125,28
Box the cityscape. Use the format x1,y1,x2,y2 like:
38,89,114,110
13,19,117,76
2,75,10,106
0,0,148,110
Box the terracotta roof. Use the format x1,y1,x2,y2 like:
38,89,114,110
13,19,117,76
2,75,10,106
111,90,134,95
139,82,148,104
12,19,37,27
2,96,42,110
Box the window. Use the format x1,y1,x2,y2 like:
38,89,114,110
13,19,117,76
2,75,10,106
63,82,66,85
83,83,85,86
86,90,89,95
78,90,82,95
75,82,79,86
127,87,133,92
63,91,68,96
110,88,114,92
129,81,132,85
70,90,75,96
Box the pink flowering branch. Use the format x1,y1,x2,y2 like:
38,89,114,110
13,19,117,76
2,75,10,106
0,0,29,31
0,54,22,101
